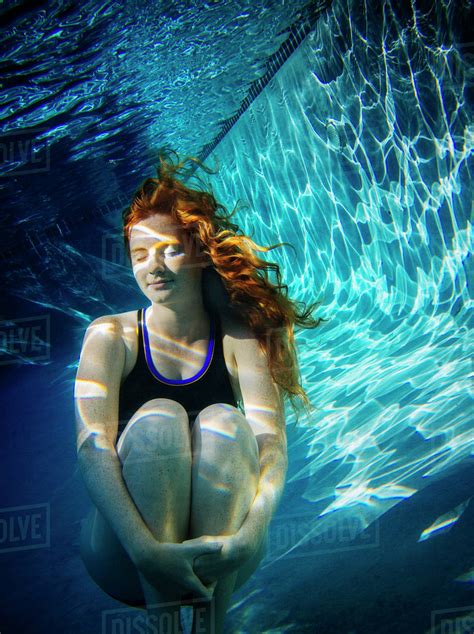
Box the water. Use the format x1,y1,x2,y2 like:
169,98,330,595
0,0,313,178
0,1,472,633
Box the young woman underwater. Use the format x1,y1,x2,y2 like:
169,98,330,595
74,149,324,633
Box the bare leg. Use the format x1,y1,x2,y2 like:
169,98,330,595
188,404,260,634
116,398,193,632
80,398,261,633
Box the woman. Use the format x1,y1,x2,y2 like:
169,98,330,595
74,149,323,633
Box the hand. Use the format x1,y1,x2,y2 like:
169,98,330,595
182,534,252,585
135,538,224,601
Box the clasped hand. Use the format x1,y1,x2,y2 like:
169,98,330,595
136,533,252,603
182,533,248,585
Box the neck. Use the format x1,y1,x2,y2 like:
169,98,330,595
146,300,210,344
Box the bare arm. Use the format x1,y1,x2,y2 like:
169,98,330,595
226,317,289,555
236,432,287,555
77,439,157,564
74,316,155,565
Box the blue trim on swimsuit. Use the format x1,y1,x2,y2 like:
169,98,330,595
142,305,216,386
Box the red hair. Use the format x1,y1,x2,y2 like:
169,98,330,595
122,148,327,425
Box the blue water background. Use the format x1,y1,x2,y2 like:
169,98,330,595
0,0,472,632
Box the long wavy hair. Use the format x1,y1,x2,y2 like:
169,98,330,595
122,148,327,426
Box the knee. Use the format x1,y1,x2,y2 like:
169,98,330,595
119,398,191,457
193,404,259,464
196,403,243,433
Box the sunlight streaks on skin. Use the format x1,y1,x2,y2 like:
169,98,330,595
76,429,109,453
77,400,188,455
120,407,179,428
129,220,180,241
241,405,281,438
74,284,249,461
132,236,184,276
146,331,210,367
74,318,121,453
73,378,107,399
129,218,210,311
193,466,235,495
198,419,240,442
131,238,181,254
75,403,113,454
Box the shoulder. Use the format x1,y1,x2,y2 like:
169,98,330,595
88,309,137,331
83,309,139,350
219,309,267,369
219,309,252,344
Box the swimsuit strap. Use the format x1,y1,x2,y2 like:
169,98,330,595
138,306,217,385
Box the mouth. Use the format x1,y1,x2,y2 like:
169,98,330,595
148,280,173,289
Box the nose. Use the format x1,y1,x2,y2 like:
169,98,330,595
148,249,168,274
149,247,164,263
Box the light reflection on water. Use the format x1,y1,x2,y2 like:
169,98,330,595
209,0,472,553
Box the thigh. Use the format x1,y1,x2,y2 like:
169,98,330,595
80,505,145,605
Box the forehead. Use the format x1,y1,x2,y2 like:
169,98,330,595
129,215,184,245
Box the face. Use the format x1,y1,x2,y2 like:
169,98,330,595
129,213,209,305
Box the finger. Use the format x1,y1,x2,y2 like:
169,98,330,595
190,542,223,556
201,572,218,585
206,580,217,594
206,542,224,551
194,551,221,566
193,557,223,577
184,536,223,547
188,575,215,600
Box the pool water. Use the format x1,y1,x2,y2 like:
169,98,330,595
0,1,472,632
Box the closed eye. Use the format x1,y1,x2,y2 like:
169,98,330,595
134,248,184,262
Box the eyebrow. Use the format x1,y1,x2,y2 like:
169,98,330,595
131,239,181,254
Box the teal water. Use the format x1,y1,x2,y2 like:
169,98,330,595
205,2,473,631
211,0,472,527
0,1,472,633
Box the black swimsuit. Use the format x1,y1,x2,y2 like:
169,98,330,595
116,307,239,443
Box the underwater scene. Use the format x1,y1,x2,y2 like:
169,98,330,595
0,0,472,632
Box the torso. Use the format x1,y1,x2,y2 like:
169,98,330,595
111,308,244,406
